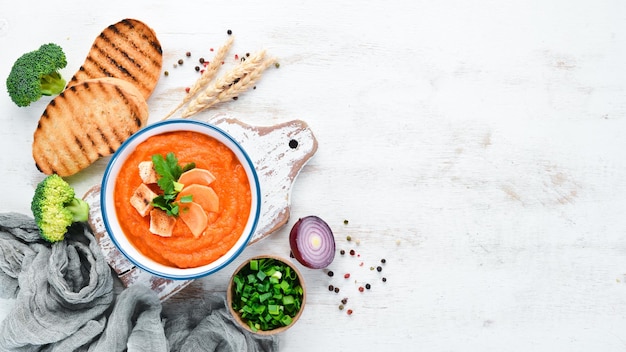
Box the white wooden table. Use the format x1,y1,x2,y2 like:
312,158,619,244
2,1,626,351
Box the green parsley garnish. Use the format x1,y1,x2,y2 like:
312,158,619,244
231,258,304,332
150,152,195,216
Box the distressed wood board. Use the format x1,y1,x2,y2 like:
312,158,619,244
83,117,318,301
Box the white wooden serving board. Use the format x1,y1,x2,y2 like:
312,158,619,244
83,118,318,301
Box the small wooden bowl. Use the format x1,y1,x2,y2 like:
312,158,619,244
227,255,306,335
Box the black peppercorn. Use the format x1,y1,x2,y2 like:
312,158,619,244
178,59,183,65
365,283,371,290
376,266,383,272
327,271,334,277
227,29,232,35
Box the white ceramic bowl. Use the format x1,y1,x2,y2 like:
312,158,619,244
101,119,261,280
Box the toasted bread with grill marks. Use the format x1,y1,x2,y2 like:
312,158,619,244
67,18,162,100
33,77,149,177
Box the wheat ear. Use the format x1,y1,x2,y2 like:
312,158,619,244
161,36,234,120
191,56,277,113
181,49,268,118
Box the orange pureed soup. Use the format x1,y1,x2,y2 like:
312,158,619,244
114,130,251,268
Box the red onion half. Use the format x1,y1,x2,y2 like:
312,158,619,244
289,216,336,269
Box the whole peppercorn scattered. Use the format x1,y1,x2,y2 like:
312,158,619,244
347,309,353,315
246,52,250,57
186,51,191,57
164,71,169,76
199,58,205,64
232,96,238,100
346,235,352,242
349,249,355,256
195,66,200,72
381,258,387,264
358,286,364,292
185,87,190,93
365,283,371,290
340,250,345,255
227,29,232,35
344,219,349,225
339,305,344,310
274,62,280,68
377,266,383,272
328,285,334,291
178,59,184,65
334,287,340,293
370,266,375,271
382,277,387,282
253,86,256,89
327,271,334,277
344,273,350,279
341,298,348,305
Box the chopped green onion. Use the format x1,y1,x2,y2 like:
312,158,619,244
268,304,280,315
282,295,295,305
179,195,193,203
173,181,184,192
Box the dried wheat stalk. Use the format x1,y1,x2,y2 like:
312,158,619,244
186,56,277,114
180,49,273,118
161,36,235,120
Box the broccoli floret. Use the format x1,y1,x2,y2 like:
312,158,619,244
30,174,89,243
6,43,67,107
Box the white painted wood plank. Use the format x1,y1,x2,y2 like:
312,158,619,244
1,0,626,350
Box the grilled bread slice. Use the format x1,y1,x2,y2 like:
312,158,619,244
33,77,149,177
66,18,162,100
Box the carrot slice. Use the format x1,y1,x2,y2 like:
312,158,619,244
178,184,219,213
178,168,216,187
179,202,208,238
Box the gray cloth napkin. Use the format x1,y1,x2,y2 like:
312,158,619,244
0,212,279,352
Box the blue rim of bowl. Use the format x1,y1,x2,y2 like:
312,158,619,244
100,119,261,280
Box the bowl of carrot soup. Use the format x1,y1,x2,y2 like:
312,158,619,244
101,119,261,280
